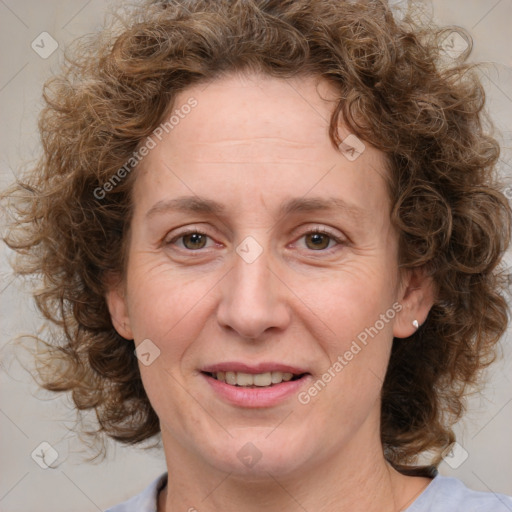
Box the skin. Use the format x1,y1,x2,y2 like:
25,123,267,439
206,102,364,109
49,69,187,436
107,71,435,512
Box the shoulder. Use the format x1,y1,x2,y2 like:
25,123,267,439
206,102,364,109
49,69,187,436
104,473,167,512
407,474,512,512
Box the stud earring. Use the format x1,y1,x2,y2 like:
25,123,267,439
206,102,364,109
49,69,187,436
412,319,419,329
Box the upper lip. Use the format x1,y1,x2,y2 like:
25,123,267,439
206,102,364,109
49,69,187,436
201,362,309,375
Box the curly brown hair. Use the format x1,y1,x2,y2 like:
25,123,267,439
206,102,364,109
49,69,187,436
3,0,511,468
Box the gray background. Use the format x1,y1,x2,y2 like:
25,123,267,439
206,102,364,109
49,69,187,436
1,1,511,510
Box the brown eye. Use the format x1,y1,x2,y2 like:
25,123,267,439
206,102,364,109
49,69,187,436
182,232,208,250
304,232,331,250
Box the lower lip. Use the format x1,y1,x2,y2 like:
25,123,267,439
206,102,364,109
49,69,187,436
202,373,310,408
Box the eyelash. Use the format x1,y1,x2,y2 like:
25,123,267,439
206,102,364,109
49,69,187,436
165,227,346,254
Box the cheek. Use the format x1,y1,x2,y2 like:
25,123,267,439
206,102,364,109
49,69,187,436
298,267,397,430
295,260,398,349
125,258,215,347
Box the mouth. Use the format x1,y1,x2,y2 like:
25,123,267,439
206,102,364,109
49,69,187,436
202,370,308,388
200,362,311,406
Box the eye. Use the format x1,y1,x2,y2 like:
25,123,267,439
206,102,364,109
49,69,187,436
296,228,345,252
166,230,215,251
165,226,345,253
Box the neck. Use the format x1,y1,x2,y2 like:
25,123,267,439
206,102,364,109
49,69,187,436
158,423,431,512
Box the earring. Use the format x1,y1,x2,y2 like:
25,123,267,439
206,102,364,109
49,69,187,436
412,319,419,329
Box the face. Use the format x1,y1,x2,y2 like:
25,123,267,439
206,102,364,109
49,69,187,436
107,72,431,479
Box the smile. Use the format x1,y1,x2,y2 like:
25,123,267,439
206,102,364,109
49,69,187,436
200,364,312,407
205,371,306,387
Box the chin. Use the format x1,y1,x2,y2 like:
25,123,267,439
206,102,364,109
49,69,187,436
201,427,317,480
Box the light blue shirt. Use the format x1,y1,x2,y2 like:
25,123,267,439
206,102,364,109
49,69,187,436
105,472,512,511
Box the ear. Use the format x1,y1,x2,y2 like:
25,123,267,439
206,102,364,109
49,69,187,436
104,273,133,340
393,267,435,338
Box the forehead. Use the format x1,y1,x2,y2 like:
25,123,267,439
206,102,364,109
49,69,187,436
133,71,390,217
171,72,339,148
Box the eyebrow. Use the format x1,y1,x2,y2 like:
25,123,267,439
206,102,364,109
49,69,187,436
145,195,368,222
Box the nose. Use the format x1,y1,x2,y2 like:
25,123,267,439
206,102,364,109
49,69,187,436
216,245,291,340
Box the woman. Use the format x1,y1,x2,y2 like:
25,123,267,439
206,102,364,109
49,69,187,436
4,0,512,510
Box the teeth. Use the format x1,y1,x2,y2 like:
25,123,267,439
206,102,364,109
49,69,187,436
212,371,297,387
271,371,284,384
225,371,236,385
253,372,272,386
237,372,255,386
